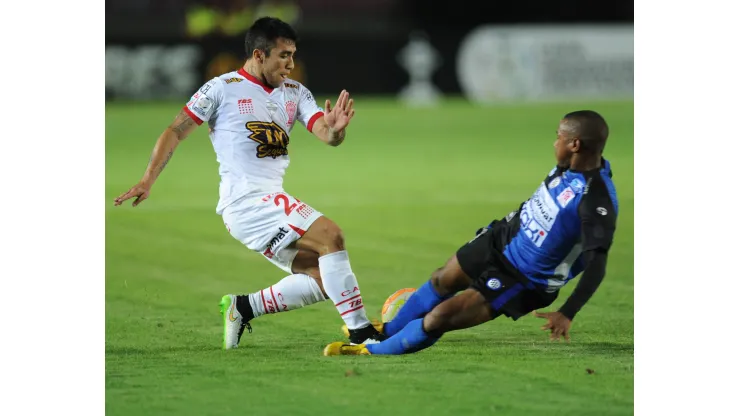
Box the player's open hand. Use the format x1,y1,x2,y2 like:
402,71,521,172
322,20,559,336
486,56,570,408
324,90,355,132
534,311,572,342
114,182,152,207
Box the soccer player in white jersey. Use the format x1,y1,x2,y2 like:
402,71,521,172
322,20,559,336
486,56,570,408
114,17,385,348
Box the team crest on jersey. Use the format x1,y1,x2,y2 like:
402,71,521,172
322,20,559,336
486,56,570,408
246,121,290,159
569,178,584,192
224,77,244,84
286,101,297,126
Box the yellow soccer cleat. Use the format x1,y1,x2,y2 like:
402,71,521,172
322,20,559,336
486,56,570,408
323,342,371,356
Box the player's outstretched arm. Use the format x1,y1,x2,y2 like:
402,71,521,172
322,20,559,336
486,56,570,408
557,249,609,319
113,110,199,207
534,249,609,342
311,89,355,147
535,178,617,341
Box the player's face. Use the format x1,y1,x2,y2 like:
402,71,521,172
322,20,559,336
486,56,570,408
554,121,574,166
262,38,296,87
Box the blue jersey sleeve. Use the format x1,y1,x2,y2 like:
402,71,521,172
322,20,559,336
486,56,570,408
577,175,618,252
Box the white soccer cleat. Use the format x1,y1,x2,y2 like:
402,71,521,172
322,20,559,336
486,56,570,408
219,294,252,350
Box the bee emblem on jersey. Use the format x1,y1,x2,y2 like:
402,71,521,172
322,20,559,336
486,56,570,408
246,121,290,159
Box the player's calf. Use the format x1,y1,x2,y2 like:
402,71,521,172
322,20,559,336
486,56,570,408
383,255,470,337
344,290,493,356
220,271,327,349
295,217,382,343
422,289,494,337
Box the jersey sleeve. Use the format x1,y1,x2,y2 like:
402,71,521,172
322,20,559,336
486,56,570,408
296,84,324,133
578,176,618,252
183,78,224,125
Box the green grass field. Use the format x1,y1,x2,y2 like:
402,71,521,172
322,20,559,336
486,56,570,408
105,98,634,415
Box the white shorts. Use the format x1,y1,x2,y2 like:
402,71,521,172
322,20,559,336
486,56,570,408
221,192,323,273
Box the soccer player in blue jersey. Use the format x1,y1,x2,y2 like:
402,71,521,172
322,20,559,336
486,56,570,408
324,110,619,356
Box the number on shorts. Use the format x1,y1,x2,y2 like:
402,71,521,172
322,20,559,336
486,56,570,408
275,194,301,216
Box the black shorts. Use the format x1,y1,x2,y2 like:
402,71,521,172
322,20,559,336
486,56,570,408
456,227,558,320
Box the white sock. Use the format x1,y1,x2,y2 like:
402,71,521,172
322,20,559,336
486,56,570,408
248,273,326,318
319,250,371,330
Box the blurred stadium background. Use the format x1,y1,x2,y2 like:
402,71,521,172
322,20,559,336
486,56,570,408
106,2,634,415
105,0,633,103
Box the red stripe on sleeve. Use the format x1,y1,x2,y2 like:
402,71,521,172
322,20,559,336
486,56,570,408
182,106,204,125
307,111,324,133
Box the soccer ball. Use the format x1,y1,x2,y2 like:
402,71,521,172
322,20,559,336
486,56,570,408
381,288,416,323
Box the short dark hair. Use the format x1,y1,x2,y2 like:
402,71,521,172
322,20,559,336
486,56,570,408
244,17,298,58
563,110,609,153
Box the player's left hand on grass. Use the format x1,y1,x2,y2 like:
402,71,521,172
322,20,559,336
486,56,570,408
533,311,572,342
324,89,355,132
114,182,151,207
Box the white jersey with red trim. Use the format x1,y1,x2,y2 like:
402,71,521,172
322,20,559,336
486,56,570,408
183,68,324,214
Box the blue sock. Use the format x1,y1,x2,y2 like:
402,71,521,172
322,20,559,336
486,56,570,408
385,280,450,337
366,318,438,355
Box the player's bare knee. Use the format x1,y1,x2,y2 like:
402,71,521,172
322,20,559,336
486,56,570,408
430,268,449,293
298,217,346,255
431,263,470,296
318,221,345,254
329,227,345,252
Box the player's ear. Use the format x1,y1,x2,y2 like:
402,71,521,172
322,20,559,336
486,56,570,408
570,137,581,153
251,49,263,63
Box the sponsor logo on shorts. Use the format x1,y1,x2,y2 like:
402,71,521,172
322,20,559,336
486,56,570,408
262,226,290,259
486,278,502,290
596,207,608,215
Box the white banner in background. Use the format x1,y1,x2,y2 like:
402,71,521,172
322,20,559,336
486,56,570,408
456,25,633,103
106,45,202,100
